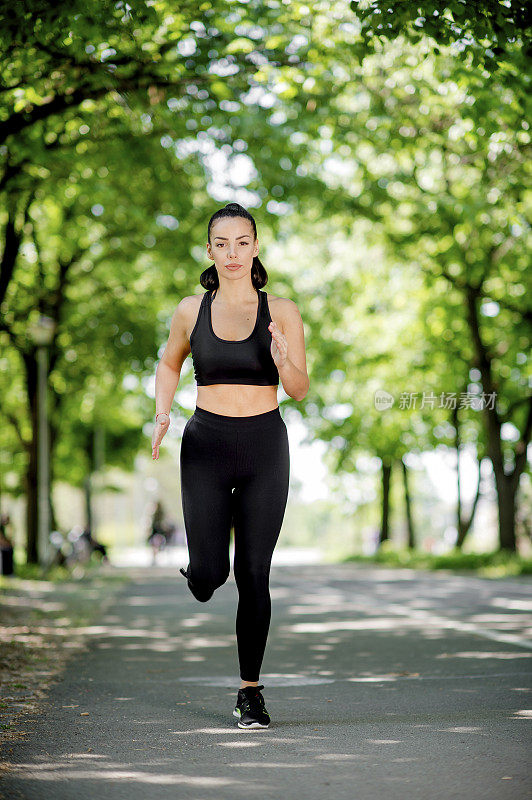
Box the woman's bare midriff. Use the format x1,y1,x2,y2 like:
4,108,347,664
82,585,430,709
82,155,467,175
196,384,279,417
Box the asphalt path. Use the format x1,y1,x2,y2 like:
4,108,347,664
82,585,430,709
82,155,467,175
1,562,531,800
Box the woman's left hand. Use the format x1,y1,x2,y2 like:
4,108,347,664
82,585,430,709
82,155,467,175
268,320,288,369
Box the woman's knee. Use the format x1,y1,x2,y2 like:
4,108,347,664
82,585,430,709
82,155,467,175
190,562,230,600
234,560,270,592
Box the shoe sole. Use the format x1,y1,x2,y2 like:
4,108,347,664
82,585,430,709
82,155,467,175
233,709,270,728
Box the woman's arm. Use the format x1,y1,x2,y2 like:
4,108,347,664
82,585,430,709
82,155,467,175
154,299,192,416
269,299,309,402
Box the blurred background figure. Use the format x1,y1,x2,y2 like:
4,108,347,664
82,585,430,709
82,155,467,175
169,519,186,547
147,500,168,564
80,525,109,563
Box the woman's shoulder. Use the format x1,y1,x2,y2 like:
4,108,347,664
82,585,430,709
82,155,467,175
265,291,289,303
265,293,301,315
174,293,206,333
264,294,302,335
179,292,206,312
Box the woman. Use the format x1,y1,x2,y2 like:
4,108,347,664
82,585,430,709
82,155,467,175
151,202,309,729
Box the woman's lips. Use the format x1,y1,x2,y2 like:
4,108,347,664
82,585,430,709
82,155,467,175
226,264,242,270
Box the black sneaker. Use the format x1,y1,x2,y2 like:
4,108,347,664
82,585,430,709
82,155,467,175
179,565,196,595
233,684,271,729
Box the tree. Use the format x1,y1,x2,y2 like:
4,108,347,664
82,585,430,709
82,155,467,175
283,10,531,551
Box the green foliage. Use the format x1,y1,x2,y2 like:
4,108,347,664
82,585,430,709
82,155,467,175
342,543,532,576
0,0,338,502
0,0,530,556
353,0,531,75
281,8,531,550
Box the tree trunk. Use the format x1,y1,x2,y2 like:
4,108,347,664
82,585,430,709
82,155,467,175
464,288,531,553
493,469,518,551
24,436,39,564
401,457,415,549
455,454,483,549
49,489,58,534
49,419,59,533
84,474,93,531
453,402,483,549
380,457,392,545
23,351,39,563
0,205,24,306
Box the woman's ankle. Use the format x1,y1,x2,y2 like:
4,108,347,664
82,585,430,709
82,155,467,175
240,680,258,689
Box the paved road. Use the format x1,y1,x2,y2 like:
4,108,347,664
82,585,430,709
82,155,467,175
1,562,531,800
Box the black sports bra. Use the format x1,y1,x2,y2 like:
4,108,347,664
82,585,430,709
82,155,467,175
189,288,280,387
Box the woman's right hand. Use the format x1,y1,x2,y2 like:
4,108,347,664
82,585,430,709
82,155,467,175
152,414,170,460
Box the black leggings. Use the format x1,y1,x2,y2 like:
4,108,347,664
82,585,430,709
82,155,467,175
179,405,290,681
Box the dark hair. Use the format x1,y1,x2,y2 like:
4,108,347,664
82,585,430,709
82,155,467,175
199,202,268,291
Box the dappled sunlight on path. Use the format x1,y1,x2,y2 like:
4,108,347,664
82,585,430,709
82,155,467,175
1,563,530,799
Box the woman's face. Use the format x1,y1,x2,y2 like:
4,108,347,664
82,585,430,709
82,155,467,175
207,217,259,280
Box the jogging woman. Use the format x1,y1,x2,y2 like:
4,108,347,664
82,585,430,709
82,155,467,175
151,202,309,728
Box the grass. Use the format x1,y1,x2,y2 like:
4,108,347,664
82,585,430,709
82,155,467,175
0,551,111,588
341,543,532,577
